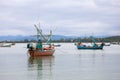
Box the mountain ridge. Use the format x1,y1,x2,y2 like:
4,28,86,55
0,35,120,41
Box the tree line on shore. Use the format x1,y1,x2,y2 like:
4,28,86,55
1,36,120,43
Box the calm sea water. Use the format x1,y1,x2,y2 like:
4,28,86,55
0,43,120,80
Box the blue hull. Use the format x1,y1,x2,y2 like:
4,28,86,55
77,45,103,50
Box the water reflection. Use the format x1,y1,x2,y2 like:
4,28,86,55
28,56,54,80
77,50,105,65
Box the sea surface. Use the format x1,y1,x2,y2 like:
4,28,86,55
0,43,120,80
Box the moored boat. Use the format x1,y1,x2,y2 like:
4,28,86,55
27,23,55,57
76,36,104,50
104,43,111,46
77,44,103,49
28,49,55,57
0,43,11,47
54,44,61,47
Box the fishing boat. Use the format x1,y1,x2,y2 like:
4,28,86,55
77,44,103,49
104,43,111,46
0,43,11,47
54,44,61,47
11,42,16,45
76,36,104,50
27,23,55,57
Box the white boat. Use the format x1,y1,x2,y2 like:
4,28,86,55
104,43,111,46
0,43,11,47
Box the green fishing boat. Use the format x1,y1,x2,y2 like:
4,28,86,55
76,36,104,50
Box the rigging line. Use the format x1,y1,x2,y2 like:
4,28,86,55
47,30,52,43
34,24,47,41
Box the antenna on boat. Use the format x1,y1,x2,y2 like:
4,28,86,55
47,30,52,44
91,36,95,45
38,22,42,32
34,24,40,40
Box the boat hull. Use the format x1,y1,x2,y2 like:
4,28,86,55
0,45,11,47
77,46,103,50
28,49,55,57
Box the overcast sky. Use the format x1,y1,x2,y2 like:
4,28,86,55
0,0,120,36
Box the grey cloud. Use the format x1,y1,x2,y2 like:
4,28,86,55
0,0,120,36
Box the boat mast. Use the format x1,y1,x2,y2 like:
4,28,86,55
34,24,47,41
91,36,95,44
47,30,52,44
34,23,53,44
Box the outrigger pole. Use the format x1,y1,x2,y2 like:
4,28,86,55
34,24,47,41
34,23,53,44
47,30,52,44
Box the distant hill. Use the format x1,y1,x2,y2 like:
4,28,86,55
0,35,35,41
0,35,77,41
0,35,120,42
102,36,120,42
105,36,120,39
